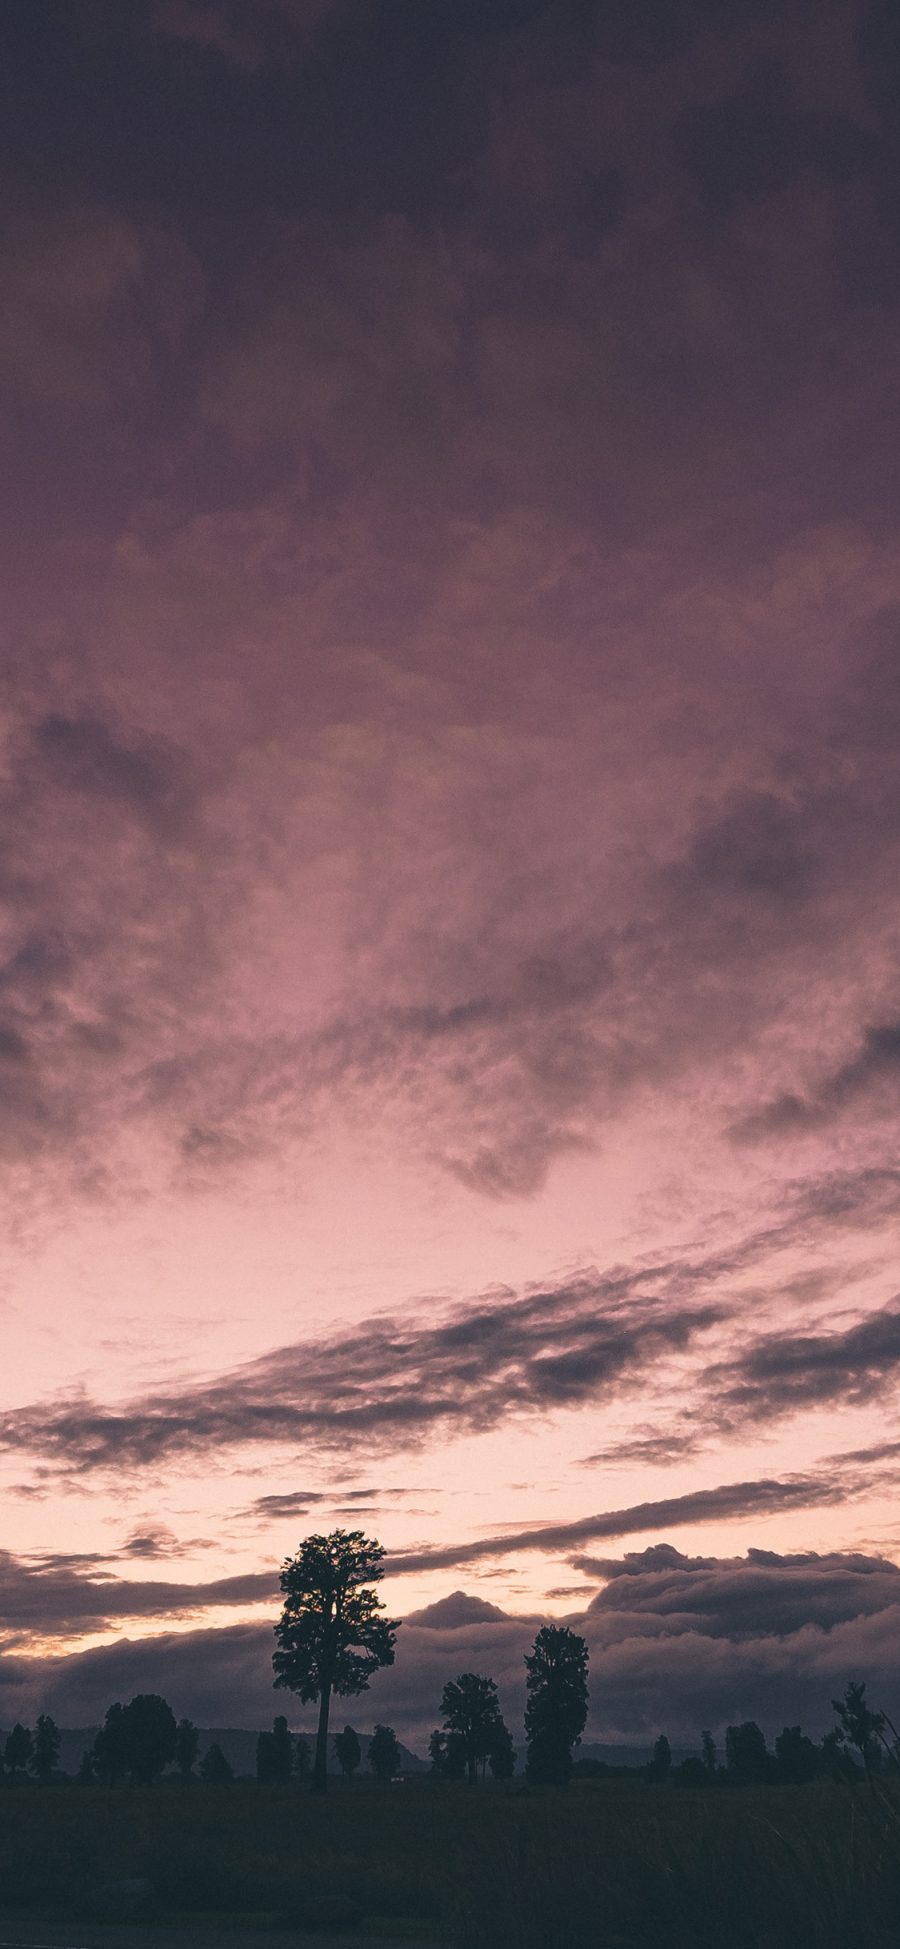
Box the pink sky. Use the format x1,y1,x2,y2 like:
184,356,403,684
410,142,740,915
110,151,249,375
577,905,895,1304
2,0,900,1749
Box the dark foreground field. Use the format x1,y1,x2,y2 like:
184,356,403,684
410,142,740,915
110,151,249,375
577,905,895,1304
2,1778,900,1949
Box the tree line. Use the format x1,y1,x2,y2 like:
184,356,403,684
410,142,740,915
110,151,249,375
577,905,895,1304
1,1673,892,1789
3,1531,896,1790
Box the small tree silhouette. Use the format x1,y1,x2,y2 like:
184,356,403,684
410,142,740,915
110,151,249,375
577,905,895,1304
334,1724,361,1781
488,1718,516,1780
175,1718,199,1784
440,1674,502,1785
429,1729,467,1780
775,1725,819,1784
31,1714,60,1785
649,1734,672,1782
258,1715,294,1784
368,1724,402,1780
92,1704,129,1786
200,1742,234,1784
701,1730,717,1777
4,1723,33,1783
832,1680,885,1773
725,1721,768,1784
273,1530,398,1794
119,1694,177,1784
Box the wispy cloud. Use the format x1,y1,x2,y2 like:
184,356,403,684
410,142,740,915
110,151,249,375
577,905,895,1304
0,1273,725,1475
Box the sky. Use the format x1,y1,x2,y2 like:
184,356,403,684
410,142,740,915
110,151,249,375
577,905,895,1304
2,0,900,1753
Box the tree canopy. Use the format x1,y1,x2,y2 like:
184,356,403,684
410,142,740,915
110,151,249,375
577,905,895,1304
368,1723,402,1780
334,1724,361,1780
273,1529,398,1793
524,1625,589,1785
440,1672,503,1785
832,1680,886,1772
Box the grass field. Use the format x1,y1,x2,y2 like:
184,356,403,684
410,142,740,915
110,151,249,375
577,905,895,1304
2,1777,900,1947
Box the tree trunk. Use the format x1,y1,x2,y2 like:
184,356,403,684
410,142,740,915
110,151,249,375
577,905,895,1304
312,1682,331,1794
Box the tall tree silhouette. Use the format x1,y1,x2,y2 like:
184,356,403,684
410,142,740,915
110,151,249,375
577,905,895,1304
273,1529,398,1794
440,1673,502,1785
525,1625,588,1785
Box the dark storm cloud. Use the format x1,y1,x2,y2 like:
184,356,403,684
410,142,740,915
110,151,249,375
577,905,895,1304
32,714,196,839
580,1429,704,1469
388,1474,856,1576
5,1544,900,1745
0,1274,724,1474
733,1021,900,1144
708,1298,900,1423
685,791,816,902
576,1543,900,1638
0,1548,275,1636
242,1490,327,1519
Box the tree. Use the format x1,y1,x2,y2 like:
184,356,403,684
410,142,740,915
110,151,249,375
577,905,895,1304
440,1673,502,1785
488,1718,516,1780
649,1734,672,1782
429,1729,466,1780
368,1723,402,1780
832,1680,885,1774
258,1715,294,1784
273,1530,399,1795
775,1725,819,1784
821,1727,856,1780
725,1721,768,1784
4,1723,33,1783
175,1718,199,1784
524,1626,589,1786
701,1730,717,1777
30,1714,60,1785
200,1742,234,1784
119,1694,177,1784
334,1724,361,1782
77,1748,96,1784
294,1734,311,1781
92,1704,129,1786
